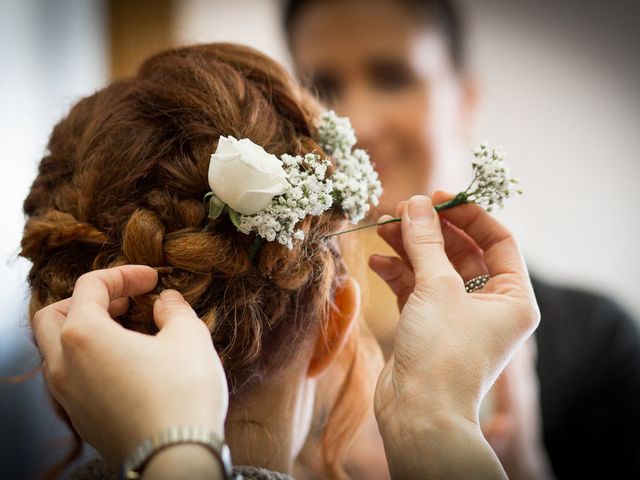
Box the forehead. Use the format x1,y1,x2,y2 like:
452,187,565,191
290,0,449,74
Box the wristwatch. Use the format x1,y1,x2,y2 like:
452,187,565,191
122,425,235,480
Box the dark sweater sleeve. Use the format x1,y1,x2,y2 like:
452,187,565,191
70,458,117,479
533,278,640,479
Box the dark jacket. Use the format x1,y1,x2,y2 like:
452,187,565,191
533,278,640,478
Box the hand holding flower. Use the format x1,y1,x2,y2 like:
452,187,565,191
328,141,521,238
371,194,539,479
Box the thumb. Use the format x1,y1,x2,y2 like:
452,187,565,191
401,196,457,290
153,289,201,331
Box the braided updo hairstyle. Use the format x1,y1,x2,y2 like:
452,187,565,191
21,43,373,478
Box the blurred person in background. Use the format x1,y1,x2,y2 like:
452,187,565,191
283,0,640,479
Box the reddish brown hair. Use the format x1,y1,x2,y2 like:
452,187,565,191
20,43,374,478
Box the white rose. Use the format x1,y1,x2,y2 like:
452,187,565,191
208,136,289,215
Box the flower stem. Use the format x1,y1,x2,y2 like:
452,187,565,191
324,192,469,239
248,237,266,261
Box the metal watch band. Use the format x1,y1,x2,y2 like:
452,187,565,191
122,425,234,480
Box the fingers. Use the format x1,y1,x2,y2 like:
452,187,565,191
68,265,158,327
400,196,458,287
434,190,487,280
32,294,132,363
107,297,130,317
153,290,207,337
431,190,455,207
435,196,526,279
377,217,406,262
441,219,488,281
376,201,409,265
32,299,69,362
369,254,415,309
379,195,488,284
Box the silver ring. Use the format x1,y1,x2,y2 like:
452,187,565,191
465,274,490,293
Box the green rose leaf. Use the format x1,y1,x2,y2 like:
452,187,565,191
207,194,226,220
228,207,242,229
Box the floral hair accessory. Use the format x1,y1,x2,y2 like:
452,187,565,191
327,140,522,237
318,112,382,223
204,111,382,250
207,136,289,215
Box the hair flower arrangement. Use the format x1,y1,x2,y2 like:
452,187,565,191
204,111,382,252
318,111,382,223
204,111,520,253
328,140,523,237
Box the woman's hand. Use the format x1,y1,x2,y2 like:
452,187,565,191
369,194,540,479
31,265,228,467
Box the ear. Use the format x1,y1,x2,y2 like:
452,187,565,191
307,276,360,378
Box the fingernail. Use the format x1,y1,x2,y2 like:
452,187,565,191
408,195,433,223
159,289,184,303
378,214,393,223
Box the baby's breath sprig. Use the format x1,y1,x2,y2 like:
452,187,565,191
325,141,522,238
237,153,334,249
466,142,522,211
319,111,382,223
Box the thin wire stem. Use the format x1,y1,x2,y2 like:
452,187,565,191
324,192,469,239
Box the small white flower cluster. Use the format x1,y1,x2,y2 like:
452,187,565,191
318,111,382,223
318,111,357,158
467,141,522,212
237,153,334,249
207,111,382,249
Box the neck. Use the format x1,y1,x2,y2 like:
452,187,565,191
225,372,315,474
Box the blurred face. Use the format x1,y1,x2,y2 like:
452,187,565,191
290,0,475,213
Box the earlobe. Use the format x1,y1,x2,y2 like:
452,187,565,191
307,276,360,378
